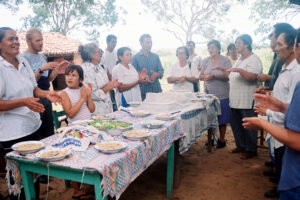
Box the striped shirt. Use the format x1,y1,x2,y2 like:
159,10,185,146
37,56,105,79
132,51,164,100
64,87,91,124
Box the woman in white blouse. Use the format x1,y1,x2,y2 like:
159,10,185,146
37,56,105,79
112,47,147,107
79,43,119,115
167,46,200,92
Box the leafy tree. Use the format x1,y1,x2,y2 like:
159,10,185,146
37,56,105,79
1,0,123,41
140,0,231,44
250,0,300,36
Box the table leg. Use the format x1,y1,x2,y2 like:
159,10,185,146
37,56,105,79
19,167,36,200
166,143,175,199
94,174,107,200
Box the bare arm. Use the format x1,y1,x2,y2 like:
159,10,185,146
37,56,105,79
117,81,139,92
0,98,44,112
61,91,86,118
185,76,199,83
233,68,257,82
243,117,300,151
167,76,185,83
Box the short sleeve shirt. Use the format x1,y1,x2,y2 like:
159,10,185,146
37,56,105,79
229,54,263,109
101,49,118,74
201,55,231,99
278,81,300,191
167,62,199,92
0,56,41,141
21,51,50,90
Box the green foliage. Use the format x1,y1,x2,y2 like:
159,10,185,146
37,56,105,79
250,0,300,36
140,0,232,45
2,0,121,41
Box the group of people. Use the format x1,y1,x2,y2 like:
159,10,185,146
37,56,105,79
1,22,300,199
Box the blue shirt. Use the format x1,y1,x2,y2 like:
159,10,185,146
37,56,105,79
279,81,300,191
132,50,164,100
21,52,51,90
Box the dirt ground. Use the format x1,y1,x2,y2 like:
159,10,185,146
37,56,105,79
1,127,276,200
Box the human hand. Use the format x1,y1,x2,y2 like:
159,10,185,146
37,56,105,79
242,117,264,130
212,66,227,71
24,97,45,112
254,103,267,116
80,85,88,100
257,74,270,82
112,79,119,88
46,91,63,104
41,62,60,71
150,70,159,82
253,93,283,112
86,83,92,96
227,68,240,73
253,86,270,94
177,76,186,83
204,74,214,81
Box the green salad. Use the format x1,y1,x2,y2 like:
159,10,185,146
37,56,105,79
89,120,132,130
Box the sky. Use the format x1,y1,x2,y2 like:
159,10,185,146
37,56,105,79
0,0,299,51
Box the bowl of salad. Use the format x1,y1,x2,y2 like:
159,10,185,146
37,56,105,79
88,120,133,136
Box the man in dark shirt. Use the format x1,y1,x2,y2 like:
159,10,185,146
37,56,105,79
132,34,164,100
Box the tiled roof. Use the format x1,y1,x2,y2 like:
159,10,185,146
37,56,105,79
18,31,81,57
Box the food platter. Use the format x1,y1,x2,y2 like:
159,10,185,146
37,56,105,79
155,113,175,121
122,129,151,140
88,120,133,136
71,119,93,125
142,120,165,129
128,101,142,107
92,115,115,120
36,149,71,162
12,141,45,154
94,141,128,154
130,111,150,117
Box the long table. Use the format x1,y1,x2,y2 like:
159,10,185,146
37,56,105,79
6,112,184,200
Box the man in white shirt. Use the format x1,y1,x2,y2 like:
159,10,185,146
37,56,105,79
101,34,118,111
101,34,118,79
186,41,201,92
254,27,299,197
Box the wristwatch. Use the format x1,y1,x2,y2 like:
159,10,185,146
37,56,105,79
38,68,43,74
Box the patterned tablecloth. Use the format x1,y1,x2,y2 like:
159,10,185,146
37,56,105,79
179,97,221,153
6,112,185,199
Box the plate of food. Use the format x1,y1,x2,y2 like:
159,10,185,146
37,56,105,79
123,129,151,140
128,101,142,107
95,141,128,154
155,113,175,121
36,149,71,162
92,114,115,120
71,119,93,125
191,98,206,103
142,120,165,129
88,120,133,136
12,141,45,155
130,111,150,117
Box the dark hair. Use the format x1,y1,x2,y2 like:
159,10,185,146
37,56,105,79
227,43,236,53
176,46,189,59
0,27,14,55
139,34,151,43
78,43,99,62
0,27,14,43
186,41,195,47
207,39,221,54
280,28,297,48
106,34,117,43
65,65,84,87
296,28,300,47
117,47,131,64
235,34,253,51
273,23,295,39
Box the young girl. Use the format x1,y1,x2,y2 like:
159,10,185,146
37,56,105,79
60,65,95,199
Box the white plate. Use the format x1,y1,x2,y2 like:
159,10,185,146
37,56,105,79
36,149,71,162
71,119,93,125
128,101,142,107
142,120,165,129
95,141,128,154
130,111,150,117
191,98,206,103
12,141,45,155
123,129,151,140
92,115,115,120
155,114,175,121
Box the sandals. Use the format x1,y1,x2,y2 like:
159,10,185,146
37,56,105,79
240,151,257,160
228,147,244,153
